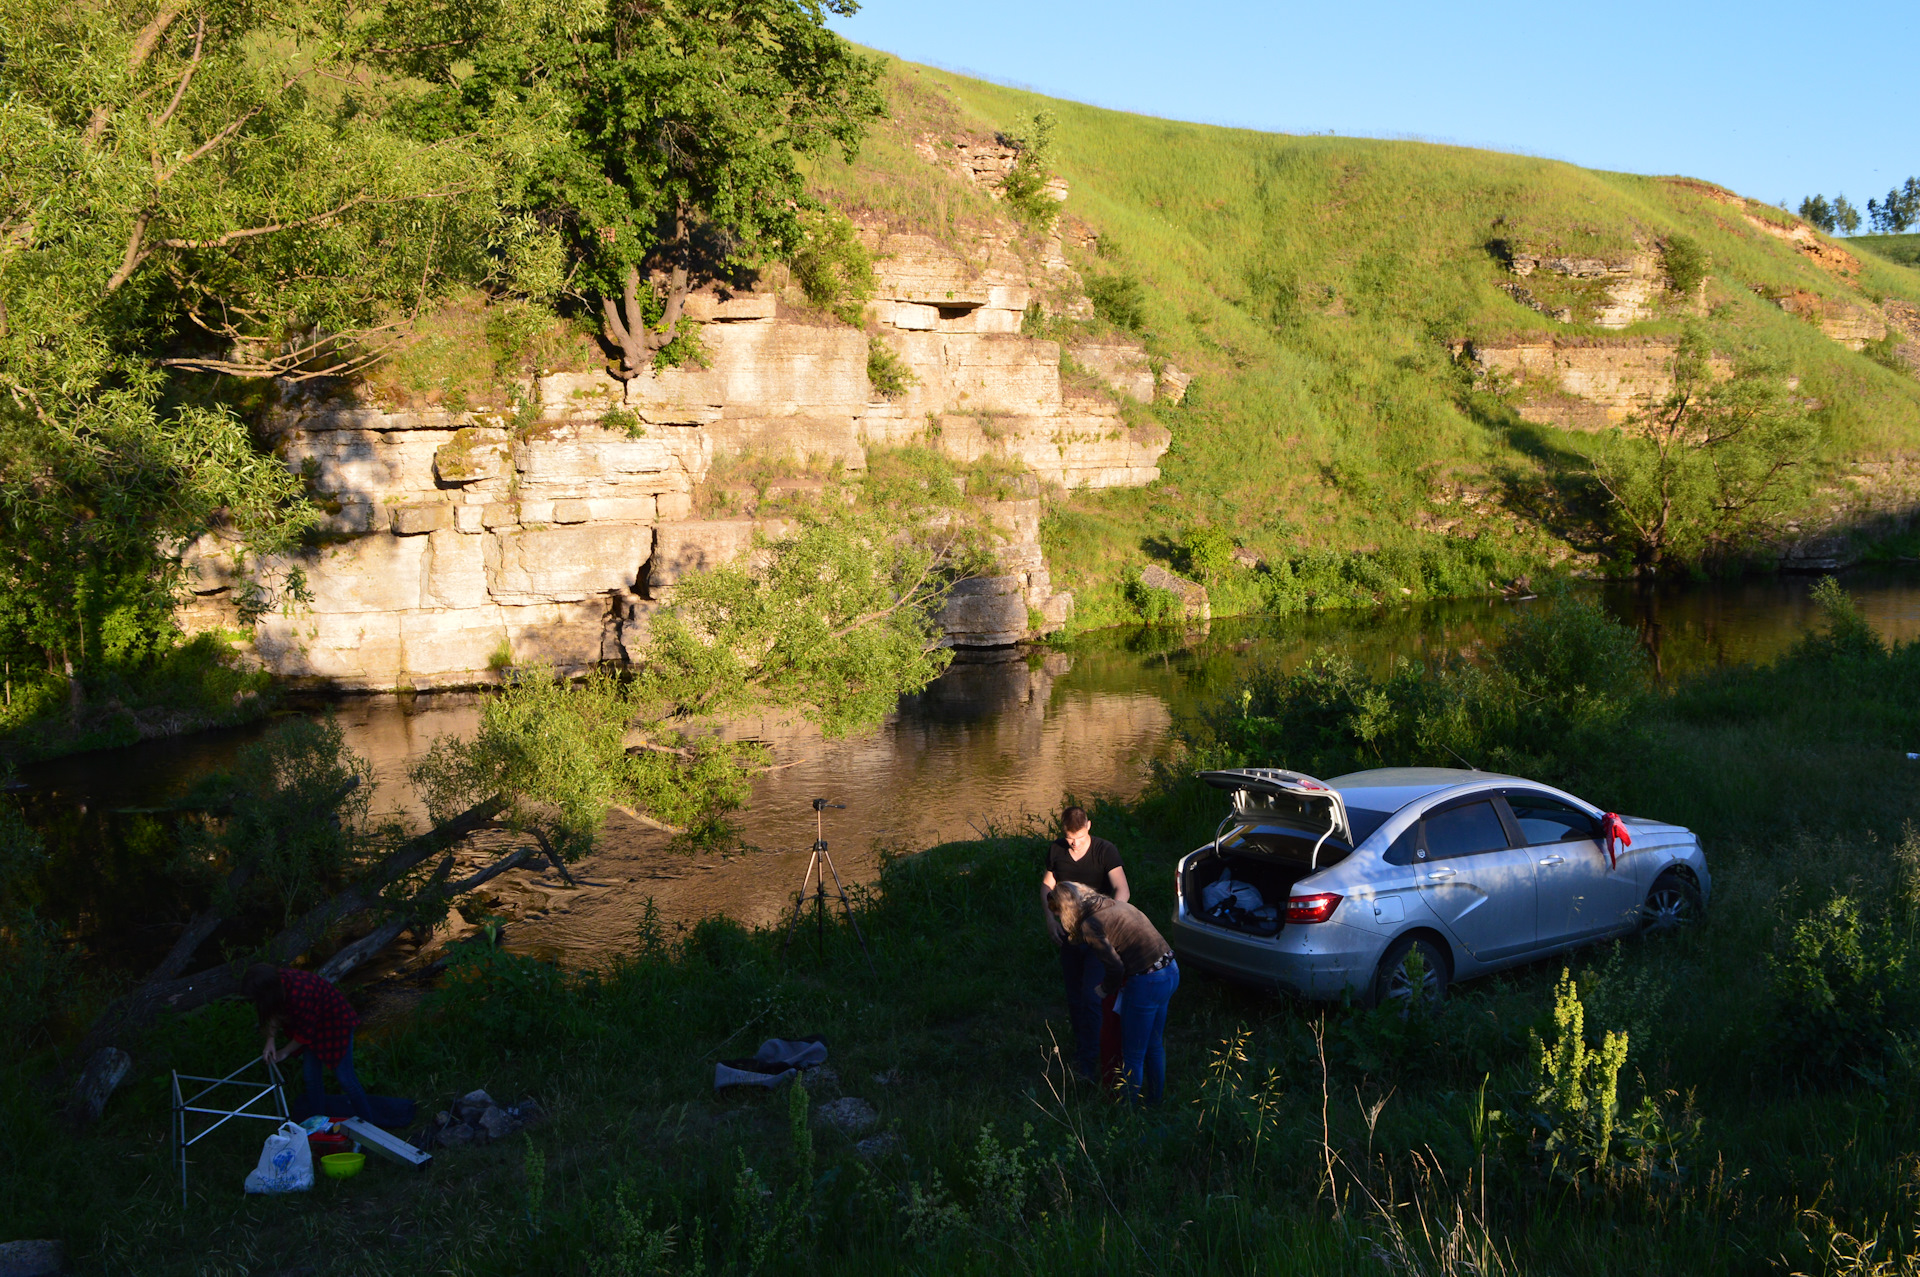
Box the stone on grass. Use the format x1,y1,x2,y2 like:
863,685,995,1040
478,1105,517,1141
0,1240,64,1277
853,1132,900,1161
813,1096,878,1134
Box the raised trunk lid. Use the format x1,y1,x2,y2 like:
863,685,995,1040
1197,768,1353,851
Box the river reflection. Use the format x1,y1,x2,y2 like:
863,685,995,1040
22,568,1920,971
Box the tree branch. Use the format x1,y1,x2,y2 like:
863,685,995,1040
102,213,152,294
82,4,182,147
149,13,206,141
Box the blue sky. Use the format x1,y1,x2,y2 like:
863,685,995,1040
829,1,1915,226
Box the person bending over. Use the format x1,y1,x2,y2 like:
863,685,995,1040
1048,882,1180,1104
1040,807,1130,1082
242,963,375,1122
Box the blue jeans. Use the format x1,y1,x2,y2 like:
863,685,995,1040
1117,960,1179,1104
1058,942,1106,1078
302,1032,376,1122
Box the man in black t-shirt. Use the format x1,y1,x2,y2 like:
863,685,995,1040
1041,806,1130,1081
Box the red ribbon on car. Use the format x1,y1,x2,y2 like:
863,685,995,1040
1599,812,1632,869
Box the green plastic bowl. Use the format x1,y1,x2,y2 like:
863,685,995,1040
320,1152,366,1180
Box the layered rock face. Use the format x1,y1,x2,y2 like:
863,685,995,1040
182,211,1173,688
1504,250,1664,328
1462,337,1733,430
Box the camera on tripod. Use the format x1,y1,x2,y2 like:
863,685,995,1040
783,798,873,974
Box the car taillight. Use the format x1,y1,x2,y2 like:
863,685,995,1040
1287,892,1342,924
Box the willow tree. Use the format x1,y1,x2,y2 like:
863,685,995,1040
1584,332,1818,572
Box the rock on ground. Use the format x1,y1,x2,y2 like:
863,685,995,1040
813,1096,879,1134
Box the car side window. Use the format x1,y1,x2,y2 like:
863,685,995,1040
1418,800,1511,861
1505,792,1598,846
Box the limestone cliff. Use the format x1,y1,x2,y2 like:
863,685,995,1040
180,190,1174,689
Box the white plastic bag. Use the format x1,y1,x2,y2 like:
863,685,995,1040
243,1120,314,1194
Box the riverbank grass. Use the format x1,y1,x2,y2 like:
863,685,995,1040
8,589,1920,1273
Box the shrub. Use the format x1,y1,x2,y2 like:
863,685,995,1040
789,210,874,325
1525,969,1630,1179
866,339,916,400
1087,273,1147,333
1797,576,1885,661
1660,234,1709,295
998,111,1058,230
1768,892,1915,1079
1189,592,1649,785
1183,526,1237,580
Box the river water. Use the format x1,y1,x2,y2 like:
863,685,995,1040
22,569,1920,973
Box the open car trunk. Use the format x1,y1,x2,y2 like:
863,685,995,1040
1181,827,1351,938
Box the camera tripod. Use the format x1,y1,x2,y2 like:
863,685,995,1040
781,798,877,975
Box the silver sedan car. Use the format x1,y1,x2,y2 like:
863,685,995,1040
1169,767,1711,1006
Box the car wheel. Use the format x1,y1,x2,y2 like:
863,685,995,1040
1372,934,1449,1010
1641,871,1703,933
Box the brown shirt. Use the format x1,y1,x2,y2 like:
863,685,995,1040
1077,900,1171,989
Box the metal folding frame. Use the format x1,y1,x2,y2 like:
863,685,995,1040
171,1057,290,1207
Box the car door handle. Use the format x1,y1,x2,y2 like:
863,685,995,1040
1538,855,1566,866
1425,867,1456,880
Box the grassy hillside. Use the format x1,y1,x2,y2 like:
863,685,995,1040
812,58,1920,628
1856,232,1920,269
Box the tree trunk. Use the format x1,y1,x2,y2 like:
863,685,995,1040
597,208,693,381
70,793,509,1118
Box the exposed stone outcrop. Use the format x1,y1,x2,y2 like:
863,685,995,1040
1776,291,1888,351
1504,249,1663,328
1138,564,1209,623
186,219,1148,686
912,133,1069,207
1742,210,1862,278
1463,337,1733,430
173,131,1184,689
1071,341,1154,402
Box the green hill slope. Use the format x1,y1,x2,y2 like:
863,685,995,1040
1856,233,1920,269
812,57,1920,627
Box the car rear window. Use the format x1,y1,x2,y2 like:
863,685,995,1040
1222,826,1352,865
1422,801,1510,859
1347,807,1393,847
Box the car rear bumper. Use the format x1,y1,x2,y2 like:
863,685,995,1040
1168,907,1387,1000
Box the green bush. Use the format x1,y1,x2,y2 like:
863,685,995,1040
1183,526,1237,580
0,803,67,1059
1660,234,1710,295
1188,592,1649,785
1768,892,1916,1080
790,210,874,325
866,339,916,400
998,111,1058,230
1087,273,1147,333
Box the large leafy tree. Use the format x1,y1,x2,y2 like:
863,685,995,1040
382,0,885,379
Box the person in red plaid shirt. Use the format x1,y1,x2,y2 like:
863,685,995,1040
242,964,376,1121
